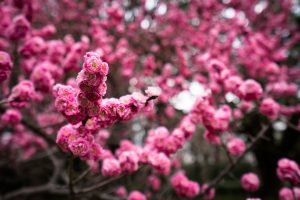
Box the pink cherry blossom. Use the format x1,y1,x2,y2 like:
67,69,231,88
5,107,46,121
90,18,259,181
241,173,260,192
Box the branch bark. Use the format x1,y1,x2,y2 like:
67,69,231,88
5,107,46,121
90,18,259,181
2,184,68,200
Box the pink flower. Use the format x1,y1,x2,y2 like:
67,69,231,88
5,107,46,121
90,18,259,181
145,86,161,97
201,184,215,200
56,124,78,152
68,138,90,157
180,117,196,139
19,36,46,57
0,51,13,83
147,175,161,191
115,186,127,198
101,158,122,177
83,52,109,75
148,126,169,152
171,171,200,198
1,109,21,125
53,84,83,124
169,128,185,150
277,158,300,184
87,143,103,161
259,98,280,120
7,15,31,39
227,138,246,157
238,80,263,101
30,63,54,93
0,51,13,71
119,151,139,174
128,191,147,200
279,187,300,200
95,129,110,146
241,173,260,192
224,76,243,92
212,105,232,132
9,80,35,108
203,130,221,145
148,152,171,175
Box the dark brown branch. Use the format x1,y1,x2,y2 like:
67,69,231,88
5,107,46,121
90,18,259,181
0,104,57,147
286,121,300,133
73,168,91,185
48,149,63,184
221,138,234,165
200,125,269,196
21,118,57,146
68,156,75,199
77,165,147,194
98,193,123,200
3,184,68,200
77,174,125,194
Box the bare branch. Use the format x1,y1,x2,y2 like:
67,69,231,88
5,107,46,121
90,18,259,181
3,184,68,200
73,167,91,185
200,125,269,196
68,156,75,199
77,174,125,194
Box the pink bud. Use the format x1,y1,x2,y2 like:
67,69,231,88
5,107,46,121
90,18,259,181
241,173,260,192
128,191,147,200
227,138,246,157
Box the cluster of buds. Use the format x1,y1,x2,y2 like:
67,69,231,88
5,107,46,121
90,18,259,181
54,52,159,127
54,52,161,164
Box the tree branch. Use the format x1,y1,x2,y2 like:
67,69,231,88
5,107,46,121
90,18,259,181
68,156,75,199
73,167,91,185
77,174,125,194
200,125,269,196
21,117,57,146
3,184,68,200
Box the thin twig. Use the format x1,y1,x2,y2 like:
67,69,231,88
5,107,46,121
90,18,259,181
49,149,63,184
0,99,11,105
286,121,300,133
73,168,91,185
200,125,269,196
98,193,124,200
21,118,57,146
77,174,125,194
290,184,296,200
0,105,57,147
221,138,234,165
3,184,68,199
77,165,147,194
68,156,75,199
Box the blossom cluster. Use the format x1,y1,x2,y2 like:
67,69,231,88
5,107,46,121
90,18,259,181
0,0,299,199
